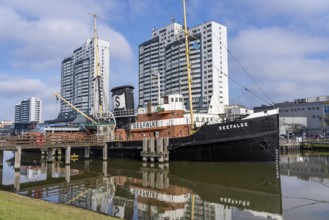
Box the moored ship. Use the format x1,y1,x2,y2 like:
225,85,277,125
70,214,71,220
107,90,279,163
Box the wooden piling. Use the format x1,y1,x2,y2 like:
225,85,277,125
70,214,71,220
14,170,20,191
103,161,108,177
149,137,155,162
65,146,71,165
84,146,90,159
84,160,90,172
47,148,52,163
65,165,70,183
142,170,148,187
142,138,148,162
141,137,170,163
0,152,2,186
102,144,108,160
148,171,155,188
156,137,164,163
156,171,164,189
14,146,21,170
0,150,3,168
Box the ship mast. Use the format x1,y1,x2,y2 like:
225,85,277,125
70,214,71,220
182,0,195,130
90,13,103,117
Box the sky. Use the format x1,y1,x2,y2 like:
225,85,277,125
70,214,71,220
1,0,329,121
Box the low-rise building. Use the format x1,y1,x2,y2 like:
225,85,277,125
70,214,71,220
254,95,329,135
0,120,14,128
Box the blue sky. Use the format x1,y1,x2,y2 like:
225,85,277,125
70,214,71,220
1,0,329,121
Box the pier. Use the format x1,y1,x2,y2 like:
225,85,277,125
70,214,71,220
0,133,108,172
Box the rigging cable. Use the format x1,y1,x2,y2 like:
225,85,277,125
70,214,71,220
187,0,276,107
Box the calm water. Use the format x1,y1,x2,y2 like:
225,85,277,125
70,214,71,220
1,150,329,220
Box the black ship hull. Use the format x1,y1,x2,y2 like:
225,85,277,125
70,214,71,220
107,113,279,162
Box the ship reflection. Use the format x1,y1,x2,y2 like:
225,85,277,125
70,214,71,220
1,152,283,220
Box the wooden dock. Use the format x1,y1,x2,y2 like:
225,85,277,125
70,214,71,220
0,134,105,151
0,134,108,170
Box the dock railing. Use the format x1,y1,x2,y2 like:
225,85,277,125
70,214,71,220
0,134,105,150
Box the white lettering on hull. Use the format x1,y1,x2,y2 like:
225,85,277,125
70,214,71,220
220,197,250,207
218,122,248,131
132,120,160,129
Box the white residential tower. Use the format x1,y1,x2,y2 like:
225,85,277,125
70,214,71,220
15,97,42,123
138,20,228,114
59,38,110,120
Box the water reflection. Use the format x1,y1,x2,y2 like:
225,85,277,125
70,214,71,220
280,152,329,220
0,151,282,220
280,152,329,180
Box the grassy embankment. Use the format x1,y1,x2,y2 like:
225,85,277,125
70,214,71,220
0,190,119,220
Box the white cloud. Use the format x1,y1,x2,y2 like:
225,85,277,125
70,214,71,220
231,27,329,59
229,26,329,107
0,73,59,120
0,0,133,72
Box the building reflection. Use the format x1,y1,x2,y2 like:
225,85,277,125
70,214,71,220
1,153,283,220
280,153,329,182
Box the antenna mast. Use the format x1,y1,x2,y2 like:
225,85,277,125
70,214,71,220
182,0,195,130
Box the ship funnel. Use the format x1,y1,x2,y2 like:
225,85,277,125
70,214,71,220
111,85,135,128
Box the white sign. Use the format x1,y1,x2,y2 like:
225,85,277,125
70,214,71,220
131,120,160,129
113,94,126,109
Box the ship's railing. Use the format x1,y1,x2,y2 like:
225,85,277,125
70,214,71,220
222,113,246,122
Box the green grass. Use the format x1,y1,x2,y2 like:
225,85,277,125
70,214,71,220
0,190,119,220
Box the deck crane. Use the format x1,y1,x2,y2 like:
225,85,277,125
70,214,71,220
54,92,116,140
53,92,98,124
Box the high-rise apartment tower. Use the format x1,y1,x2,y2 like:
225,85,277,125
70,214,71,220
138,20,228,114
15,97,42,123
59,38,110,120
